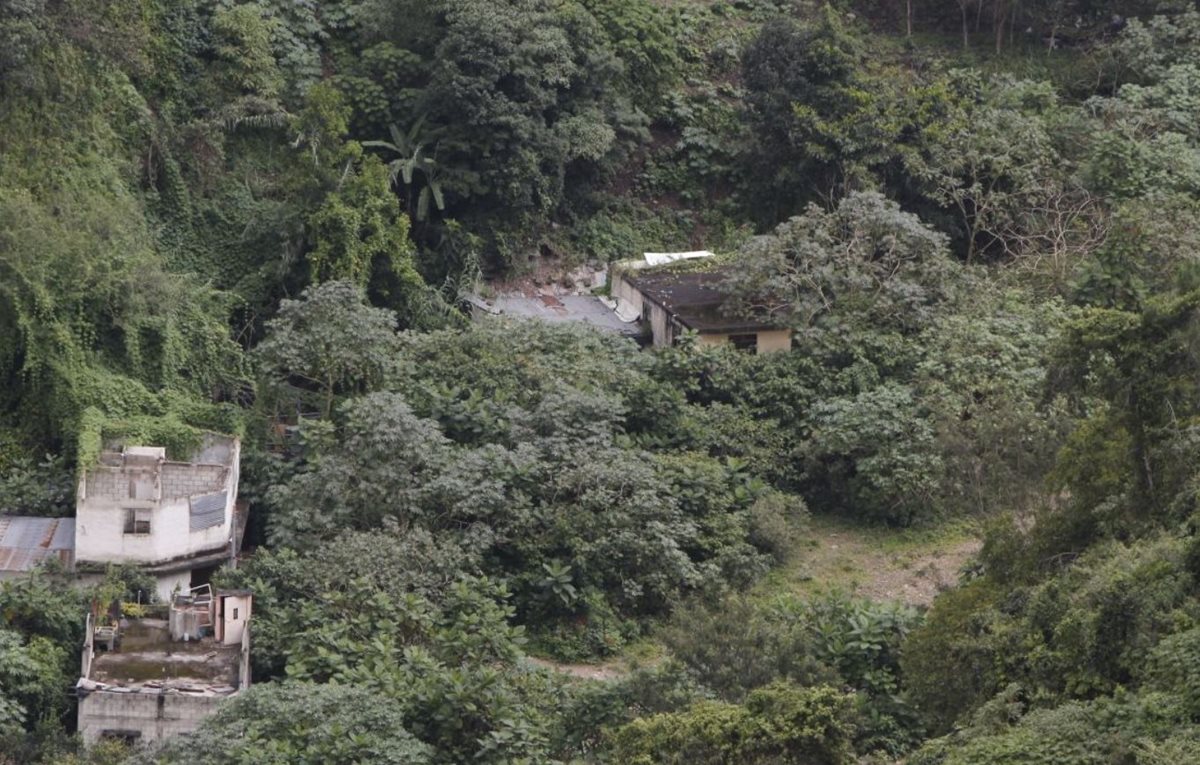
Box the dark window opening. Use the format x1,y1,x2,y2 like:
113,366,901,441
190,564,218,590
729,333,758,352
101,730,142,745
123,508,151,535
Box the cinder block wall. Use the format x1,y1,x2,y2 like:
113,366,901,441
161,464,227,499
78,691,227,745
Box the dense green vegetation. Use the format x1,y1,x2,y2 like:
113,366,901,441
6,0,1200,763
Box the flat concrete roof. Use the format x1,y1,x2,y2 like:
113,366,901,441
88,619,239,695
475,294,639,335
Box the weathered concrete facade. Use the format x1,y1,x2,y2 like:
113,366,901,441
74,436,242,600
612,272,671,346
696,328,794,354
77,689,227,744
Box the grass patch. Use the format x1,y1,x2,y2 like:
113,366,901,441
753,513,982,607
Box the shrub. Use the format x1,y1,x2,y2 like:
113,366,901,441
748,491,809,565
609,683,857,765
0,454,72,517
902,580,1008,734
663,596,832,702
1142,627,1200,716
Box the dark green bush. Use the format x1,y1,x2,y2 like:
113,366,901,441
609,682,858,765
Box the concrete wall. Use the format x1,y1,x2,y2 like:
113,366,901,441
81,613,94,680
75,441,241,576
239,626,252,690
154,571,192,602
75,495,229,565
160,464,226,499
78,690,227,745
755,329,793,353
611,271,643,315
696,329,792,354
612,272,675,347
648,303,674,347
695,333,728,348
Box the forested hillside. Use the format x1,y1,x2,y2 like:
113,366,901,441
5,0,1200,763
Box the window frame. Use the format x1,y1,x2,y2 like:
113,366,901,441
123,508,152,536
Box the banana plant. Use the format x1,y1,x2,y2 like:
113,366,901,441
363,116,446,222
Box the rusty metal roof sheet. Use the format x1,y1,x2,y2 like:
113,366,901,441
0,516,75,573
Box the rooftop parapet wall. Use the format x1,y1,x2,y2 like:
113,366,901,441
85,618,241,690
78,688,227,745
161,463,227,499
83,457,229,503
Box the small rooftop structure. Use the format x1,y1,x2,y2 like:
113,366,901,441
77,585,252,746
612,264,792,353
0,516,75,578
623,270,780,335
123,446,167,462
642,250,714,267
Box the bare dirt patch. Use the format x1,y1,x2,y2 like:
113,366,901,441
523,656,629,682
775,516,982,607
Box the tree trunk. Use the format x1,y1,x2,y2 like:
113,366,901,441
994,0,1007,53
324,372,335,419
1128,388,1155,515
906,0,912,37
960,1,970,48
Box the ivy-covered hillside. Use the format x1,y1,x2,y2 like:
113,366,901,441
6,1,1200,763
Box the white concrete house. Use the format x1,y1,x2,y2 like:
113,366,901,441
77,585,253,746
74,435,244,601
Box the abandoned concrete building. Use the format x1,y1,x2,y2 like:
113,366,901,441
77,585,252,745
73,435,247,601
0,433,247,601
0,434,253,746
612,261,792,354
464,251,792,354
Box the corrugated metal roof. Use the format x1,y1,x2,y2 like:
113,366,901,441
0,516,75,573
190,492,227,531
